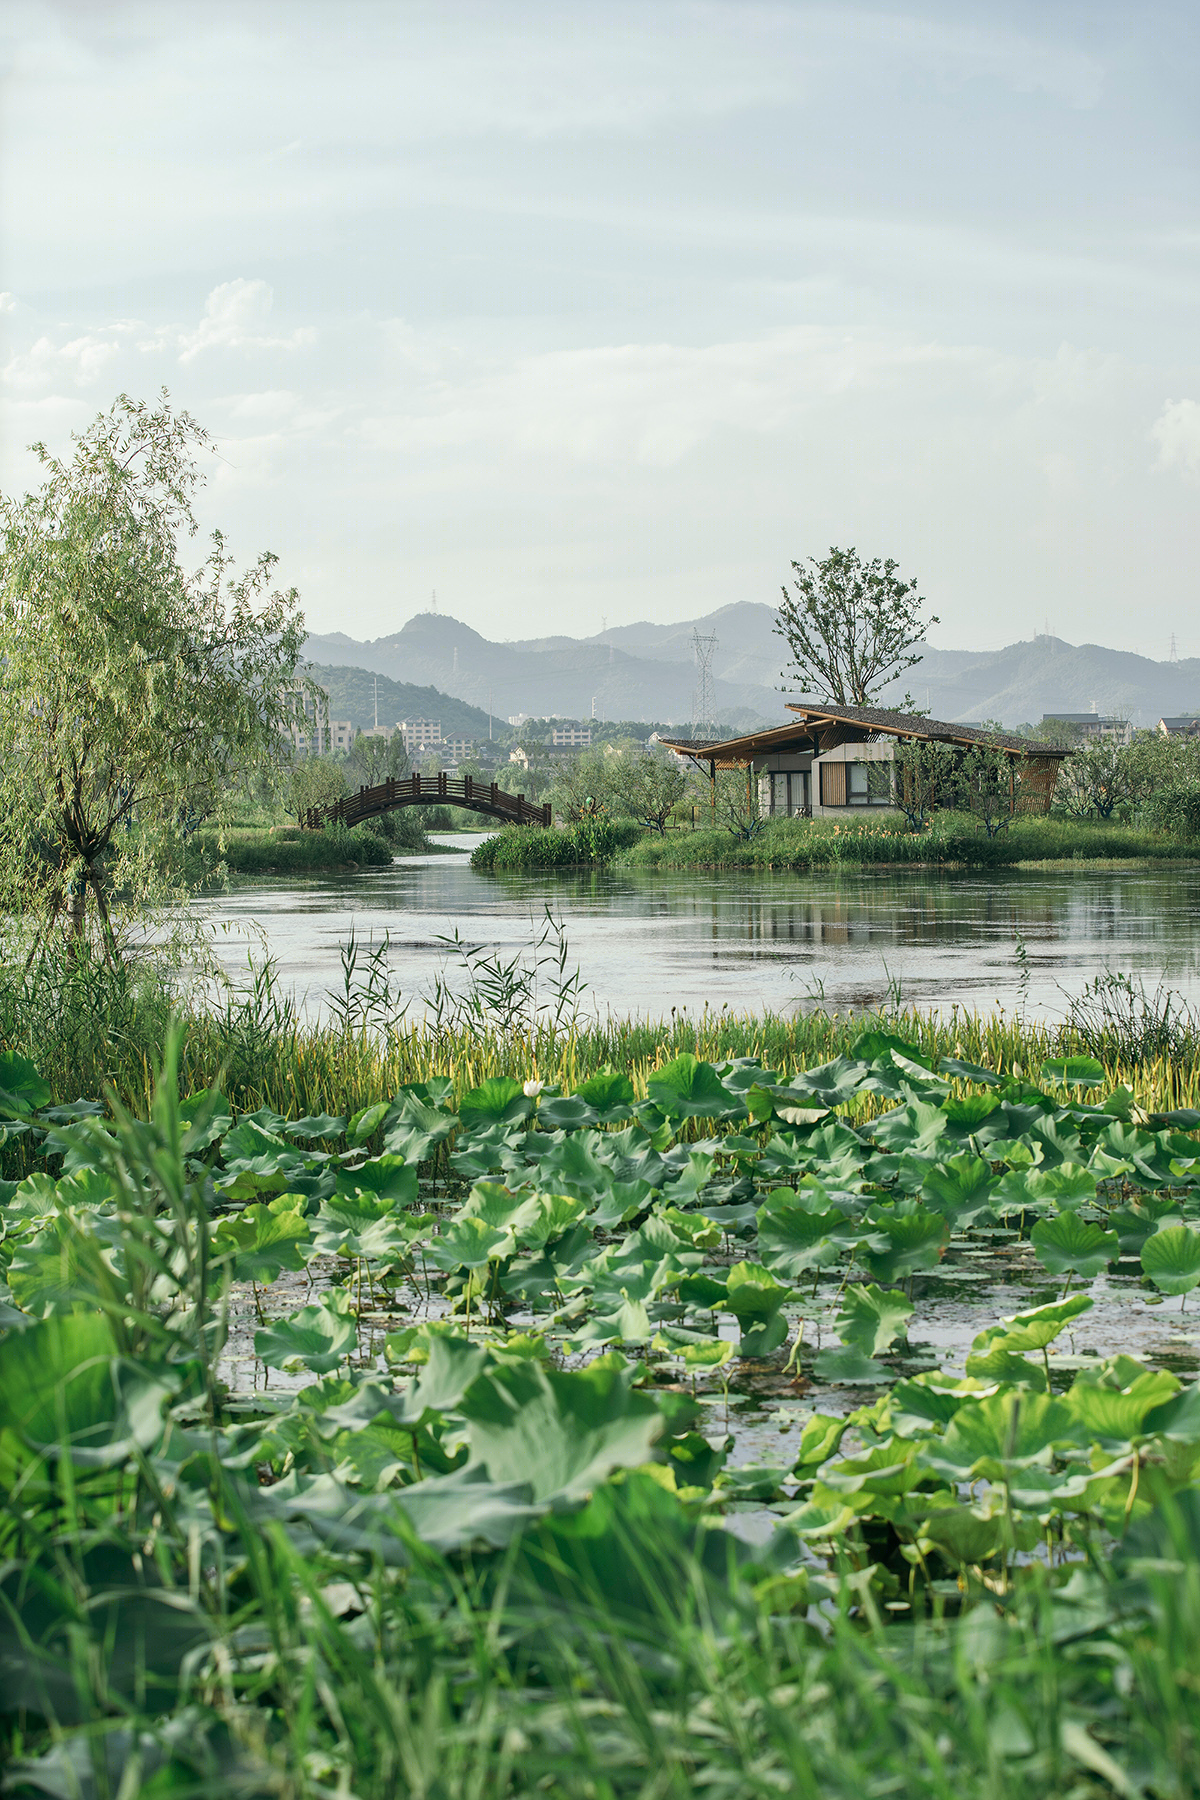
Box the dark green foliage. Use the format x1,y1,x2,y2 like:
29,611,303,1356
192,821,394,874
623,811,1200,870
5,1032,1200,1793
471,818,642,870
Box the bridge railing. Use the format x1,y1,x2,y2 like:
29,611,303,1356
302,771,552,833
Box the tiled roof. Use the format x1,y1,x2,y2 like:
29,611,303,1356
658,707,1071,761
784,703,1070,755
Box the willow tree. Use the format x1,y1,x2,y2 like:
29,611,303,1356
775,546,937,706
0,393,305,960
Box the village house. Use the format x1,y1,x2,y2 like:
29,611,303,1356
660,704,1069,819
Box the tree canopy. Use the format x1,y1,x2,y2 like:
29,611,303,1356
775,546,937,706
0,392,306,958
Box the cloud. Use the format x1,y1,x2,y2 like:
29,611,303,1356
1151,398,1200,482
171,280,315,364
1,331,120,391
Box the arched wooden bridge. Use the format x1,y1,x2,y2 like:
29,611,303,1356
302,771,551,832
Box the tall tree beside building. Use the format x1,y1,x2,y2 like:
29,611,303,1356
0,394,305,959
775,546,937,705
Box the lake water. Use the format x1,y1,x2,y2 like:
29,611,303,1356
193,834,1200,1026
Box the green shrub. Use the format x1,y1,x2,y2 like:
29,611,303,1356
471,818,640,871
1147,784,1200,838
194,822,394,875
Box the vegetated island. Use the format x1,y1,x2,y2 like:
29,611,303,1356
470,810,1200,873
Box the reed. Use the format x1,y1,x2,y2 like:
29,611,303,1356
4,942,1199,1135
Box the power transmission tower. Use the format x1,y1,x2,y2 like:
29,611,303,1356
691,630,718,739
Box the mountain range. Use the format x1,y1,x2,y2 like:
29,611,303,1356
303,606,1200,733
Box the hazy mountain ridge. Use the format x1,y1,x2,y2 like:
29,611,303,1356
303,608,1200,730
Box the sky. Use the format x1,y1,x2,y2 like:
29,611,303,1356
2,0,1198,655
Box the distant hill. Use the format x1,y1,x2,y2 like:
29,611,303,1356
303,610,1200,731
303,665,499,740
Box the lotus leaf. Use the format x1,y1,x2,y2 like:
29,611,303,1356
836,1283,914,1357
255,1304,358,1373
214,1193,311,1286
868,1099,949,1157
1065,1363,1180,1443
458,1356,665,1502
920,1153,997,1223
812,1344,887,1384
337,1154,419,1205
0,1051,52,1115
1141,1224,1200,1297
756,1201,850,1278
1041,1056,1106,1089
313,1192,423,1262
459,1077,535,1129
646,1054,741,1121
919,1390,1085,1483
1030,1213,1118,1279
861,1202,949,1283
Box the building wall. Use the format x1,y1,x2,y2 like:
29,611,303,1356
755,740,898,818
401,719,443,751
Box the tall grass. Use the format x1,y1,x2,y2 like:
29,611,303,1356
620,810,1200,871
189,820,395,876
4,946,1200,1138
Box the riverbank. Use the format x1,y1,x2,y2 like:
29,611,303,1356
620,812,1199,870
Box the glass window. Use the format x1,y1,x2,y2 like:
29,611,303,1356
847,761,891,804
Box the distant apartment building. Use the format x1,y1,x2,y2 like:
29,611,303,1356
552,724,592,748
1042,712,1133,747
442,736,472,764
400,719,442,753
1159,716,1200,737
508,712,532,729
284,682,353,756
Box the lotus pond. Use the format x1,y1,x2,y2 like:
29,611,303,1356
4,1030,1200,1794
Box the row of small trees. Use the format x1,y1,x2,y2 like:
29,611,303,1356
1054,729,1200,830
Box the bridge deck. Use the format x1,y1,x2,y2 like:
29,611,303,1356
302,771,551,831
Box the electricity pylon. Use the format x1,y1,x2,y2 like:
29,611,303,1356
691,631,718,740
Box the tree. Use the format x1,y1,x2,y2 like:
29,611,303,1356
891,737,961,832
957,738,1018,837
345,728,410,790
775,546,937,705
290,755,349,824
0,393,305,958
551,749,611,822
1057,741,1132,821
606,746,687,834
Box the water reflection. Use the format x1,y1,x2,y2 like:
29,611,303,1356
192,836,1200,1024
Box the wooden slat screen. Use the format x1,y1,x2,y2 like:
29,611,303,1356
820,761,847,806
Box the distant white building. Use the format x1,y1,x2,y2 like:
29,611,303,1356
1159,716,1200,738
552,724,592,747
400,718,442,752
442,736,472,764
1042,712,1133,746
509,745,530,769
285,682,350,756
508,712,532,729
